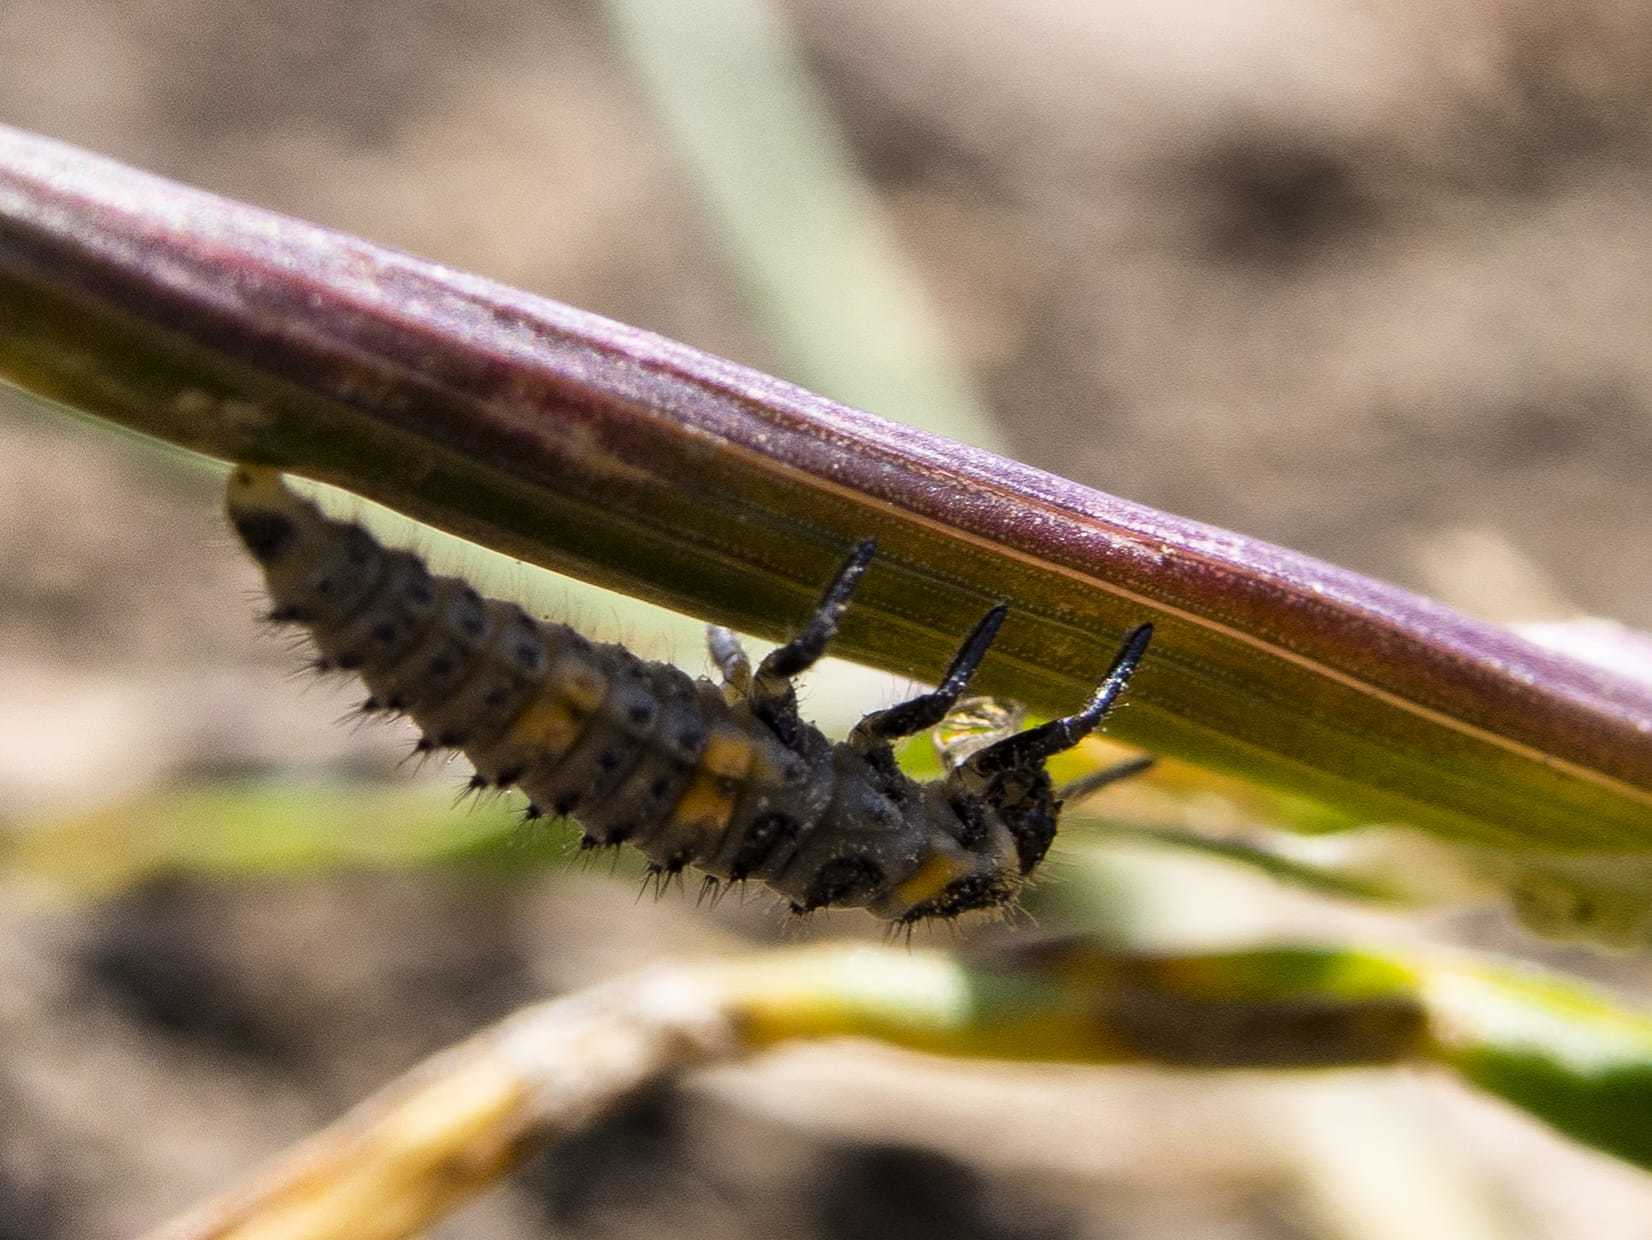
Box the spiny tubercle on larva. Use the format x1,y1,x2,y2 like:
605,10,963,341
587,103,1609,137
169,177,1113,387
225,464,1153,924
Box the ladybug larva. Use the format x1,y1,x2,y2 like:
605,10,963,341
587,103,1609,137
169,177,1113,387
226,465,1152,923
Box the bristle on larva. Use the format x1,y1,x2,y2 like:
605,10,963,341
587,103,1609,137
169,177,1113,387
225,465,1152,923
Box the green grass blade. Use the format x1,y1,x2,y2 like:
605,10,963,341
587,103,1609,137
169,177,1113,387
2,781,574,898
717,939,1652,1172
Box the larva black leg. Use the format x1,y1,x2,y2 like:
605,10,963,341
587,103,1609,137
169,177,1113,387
1058,754,1156,804
965,623,1153,778
849,604,1008,750
706,625,753,702
756,540,875,680
750,539,875,740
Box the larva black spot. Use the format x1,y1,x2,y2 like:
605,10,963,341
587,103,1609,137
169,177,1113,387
799,855,884,912
900,872,1013,923
344,528,373,565
1006,797,1059,876
950,795,989,850
728,811,799,881
233,511,296,563
227,469,1152,924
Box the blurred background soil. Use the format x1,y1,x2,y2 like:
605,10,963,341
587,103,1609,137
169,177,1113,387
3,1,1652,1237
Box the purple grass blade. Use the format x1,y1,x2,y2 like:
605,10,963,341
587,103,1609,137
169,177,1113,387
1,125,1649,850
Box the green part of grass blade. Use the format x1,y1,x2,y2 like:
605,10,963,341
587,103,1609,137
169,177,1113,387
4,781,572,897
1423,959,1652,1170
728,939,1652,1172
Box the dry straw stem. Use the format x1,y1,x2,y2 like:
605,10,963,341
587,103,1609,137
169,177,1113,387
1,126,1649,851
141,967,743,1240
141,940,1652,1239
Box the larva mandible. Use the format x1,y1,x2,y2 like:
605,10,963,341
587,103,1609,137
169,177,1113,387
226,465,1153,924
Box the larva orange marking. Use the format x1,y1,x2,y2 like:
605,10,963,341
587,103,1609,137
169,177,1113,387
226,464,1154,923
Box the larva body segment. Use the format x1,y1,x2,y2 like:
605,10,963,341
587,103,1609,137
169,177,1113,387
226,465,1152,923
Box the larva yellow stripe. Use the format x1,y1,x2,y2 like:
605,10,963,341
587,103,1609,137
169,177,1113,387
547,653,608,714
669,728,756,834
891,850,971,908
502,693,585,759
699,729,757,780
497,653,610,758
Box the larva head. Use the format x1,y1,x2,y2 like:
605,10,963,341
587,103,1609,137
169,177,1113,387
948,622,1155,879
865,782,1027,923
929,736,1069,885
982,767,1062,876
226,466,379,626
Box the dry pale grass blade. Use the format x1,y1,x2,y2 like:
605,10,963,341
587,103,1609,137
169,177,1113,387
1,126,1648,851
140,968,743,1240
140,942,1652,1238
